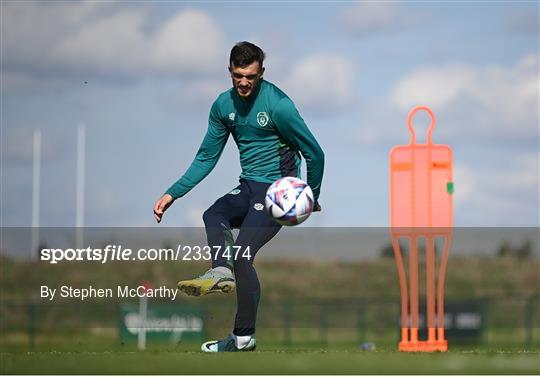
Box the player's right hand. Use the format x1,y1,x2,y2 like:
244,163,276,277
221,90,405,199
153,194,174,223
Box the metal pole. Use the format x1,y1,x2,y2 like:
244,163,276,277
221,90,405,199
76,125,85,249
31,130,41,260
138,295,148,351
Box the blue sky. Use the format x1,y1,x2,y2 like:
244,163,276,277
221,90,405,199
1,1,538,227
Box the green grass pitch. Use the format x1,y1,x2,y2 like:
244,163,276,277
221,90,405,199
2,346,539,374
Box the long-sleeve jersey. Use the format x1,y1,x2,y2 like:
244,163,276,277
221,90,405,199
165,80,325,202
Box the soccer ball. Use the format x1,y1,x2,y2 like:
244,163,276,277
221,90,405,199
265,177,314,226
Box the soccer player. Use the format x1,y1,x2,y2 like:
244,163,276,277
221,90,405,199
153,42,324,352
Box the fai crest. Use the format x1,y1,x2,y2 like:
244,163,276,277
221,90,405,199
257,112,269,127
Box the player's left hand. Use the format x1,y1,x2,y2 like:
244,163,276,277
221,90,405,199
314,202,322,212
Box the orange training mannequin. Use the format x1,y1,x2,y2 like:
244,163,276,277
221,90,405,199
389,106,454,352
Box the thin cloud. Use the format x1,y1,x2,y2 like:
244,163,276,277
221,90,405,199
453,163,476,206
390,54,538,142
1,128,63,165
280,54,357,113
153,77,230,114
337,2,412,37
151,9,226,75
185,205,205,227
504,7,539,35
454,153,538,226
2,3,227,81
50,10,150,75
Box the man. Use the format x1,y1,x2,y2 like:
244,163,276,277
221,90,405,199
153,42,324,352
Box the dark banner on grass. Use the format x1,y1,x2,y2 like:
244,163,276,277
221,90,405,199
118,303,205,343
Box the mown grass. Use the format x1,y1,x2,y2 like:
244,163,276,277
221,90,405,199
2,333,539,375
1,348,539,375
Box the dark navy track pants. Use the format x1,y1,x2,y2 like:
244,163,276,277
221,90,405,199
202,179,282,336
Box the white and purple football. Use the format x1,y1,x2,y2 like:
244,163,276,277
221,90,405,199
265,177,314,226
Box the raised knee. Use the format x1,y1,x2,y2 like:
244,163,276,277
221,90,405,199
203,206,218,225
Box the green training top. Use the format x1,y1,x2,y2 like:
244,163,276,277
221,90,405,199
165,80,325,202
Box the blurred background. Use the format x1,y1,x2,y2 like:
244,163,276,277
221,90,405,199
1,0,539,361
1,226,539,352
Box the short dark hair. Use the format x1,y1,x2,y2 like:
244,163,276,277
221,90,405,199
229,41,265,68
